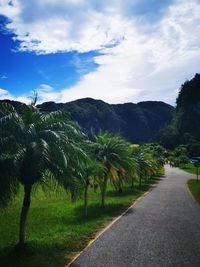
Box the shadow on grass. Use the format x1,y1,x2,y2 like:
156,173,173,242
70,202,129,223
0,241,70,267
72,176,163,222
0,230,91,267
0,202,130,267
106,187,140,197
0,174,164,267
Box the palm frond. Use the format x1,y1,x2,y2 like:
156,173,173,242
0,158,19,206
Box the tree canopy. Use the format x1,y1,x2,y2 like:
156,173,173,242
0,102,85,244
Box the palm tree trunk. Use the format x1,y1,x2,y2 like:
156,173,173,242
101,176,107,208
139,177,142,187
94,183,98,193
118,176,123,193
84,184,89,217
131,178,134,188
118,184,123,193
19,184,32,245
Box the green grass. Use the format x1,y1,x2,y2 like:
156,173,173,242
180,163,197,174
188,179,200,205
0,170,164,267
180,163,200,179
182,163,200,206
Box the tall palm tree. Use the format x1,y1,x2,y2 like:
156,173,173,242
132,149,150,186
132,147,159,186
81,159,105,216
94,133,134,208
0,102,84,245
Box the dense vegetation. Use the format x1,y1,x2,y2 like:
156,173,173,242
0,101,165,266
158,73,200,156
38,98,174,143
0,172,164,267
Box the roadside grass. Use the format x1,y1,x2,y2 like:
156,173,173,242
0,169,164,267
187,180,200,205
181,164,200,206
180,163,198,175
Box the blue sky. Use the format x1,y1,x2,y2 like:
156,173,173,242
0,28,98,94
0,0,200,104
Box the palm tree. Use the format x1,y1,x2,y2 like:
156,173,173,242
132,146,159,186
81,159,105,216
132,149,150,186
94,133,134,208
0,102,84,245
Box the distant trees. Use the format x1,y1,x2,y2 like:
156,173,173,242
176,73,200,140
93,133,134,208
176,73,200,110
158,73,200,155
132,144,164,186
0,101,164,245
168,145,190,167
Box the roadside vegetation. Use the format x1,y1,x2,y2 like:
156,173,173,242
158,73,200,154
166,145,199,178
164,143,200,207
180,163,198,175
0,101,165,267
0,171,163,267
187,180,200,206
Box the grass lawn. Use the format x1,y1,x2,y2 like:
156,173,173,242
182,164,200,206
180,163,199,177
187,179,200,205
0,170,164,267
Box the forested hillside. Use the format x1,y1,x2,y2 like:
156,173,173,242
38,98,174,142
176,73,200,139
158,73,200,154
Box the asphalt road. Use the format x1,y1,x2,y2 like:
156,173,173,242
71,165,200,267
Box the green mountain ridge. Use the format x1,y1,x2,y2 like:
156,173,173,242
158,73,200,152
37,98,174,142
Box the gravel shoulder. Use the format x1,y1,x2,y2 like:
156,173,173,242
71,165,200,267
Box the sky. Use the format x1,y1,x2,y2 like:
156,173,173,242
0,0,200,105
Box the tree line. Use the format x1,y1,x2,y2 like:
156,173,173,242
158,73,200,156
0,102,164,246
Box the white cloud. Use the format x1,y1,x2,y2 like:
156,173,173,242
15,96,31,104
0,88,30,103
1,75,8,79
0,84,60,104
58,0,200,104
36,84,61,103
0,0,130,54
0,88,12,99
1,0,200,104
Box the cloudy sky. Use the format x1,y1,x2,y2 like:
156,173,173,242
0,0,200,105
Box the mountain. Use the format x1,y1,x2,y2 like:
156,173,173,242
38,98,174,143
176,73,200,139
157,73,200,152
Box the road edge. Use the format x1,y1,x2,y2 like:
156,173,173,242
186,179,200,208
65,190,150,267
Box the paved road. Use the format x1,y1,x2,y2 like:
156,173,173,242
71,165,200,267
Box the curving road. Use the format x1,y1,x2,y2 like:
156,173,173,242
71,165,200,267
